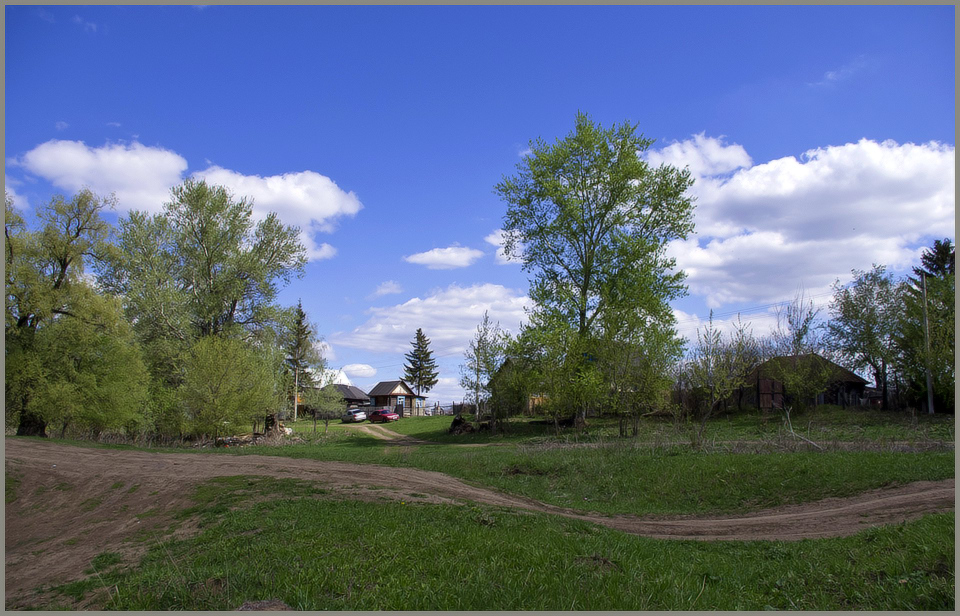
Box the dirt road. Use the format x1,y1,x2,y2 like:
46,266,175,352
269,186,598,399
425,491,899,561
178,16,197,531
5,438,955,604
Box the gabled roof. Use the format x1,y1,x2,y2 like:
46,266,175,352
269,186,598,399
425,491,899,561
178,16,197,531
367,380,424,398
323,383,370,401
753,353,869,385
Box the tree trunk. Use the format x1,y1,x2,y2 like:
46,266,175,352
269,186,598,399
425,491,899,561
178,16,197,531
17,410,48,437
880,360,889,410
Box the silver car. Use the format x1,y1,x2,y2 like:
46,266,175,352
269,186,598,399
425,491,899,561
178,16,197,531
341,409,367,423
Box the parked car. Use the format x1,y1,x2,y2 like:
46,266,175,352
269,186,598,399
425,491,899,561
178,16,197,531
368,409,399,423
341,409,367,423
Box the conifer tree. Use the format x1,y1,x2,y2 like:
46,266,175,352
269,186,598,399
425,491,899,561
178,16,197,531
403,328,439,396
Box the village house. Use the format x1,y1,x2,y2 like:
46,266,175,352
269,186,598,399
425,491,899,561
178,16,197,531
367,380,427,417
738,353,869,411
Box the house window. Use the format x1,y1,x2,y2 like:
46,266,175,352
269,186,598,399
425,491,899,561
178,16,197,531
397,396,405,408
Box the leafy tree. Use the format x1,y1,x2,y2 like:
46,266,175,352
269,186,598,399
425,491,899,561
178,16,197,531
100,179,306,343
826,265,901,409
459,312,508,424
5,190,117,436
179,335,275,439
496,112,694,339
301,384,345,435
596,297,683,437
403,328,439,396
495,113,694,424
20,289,148,438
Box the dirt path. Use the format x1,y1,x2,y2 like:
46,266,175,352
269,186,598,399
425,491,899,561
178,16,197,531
5,438,955,605
343,422,496,448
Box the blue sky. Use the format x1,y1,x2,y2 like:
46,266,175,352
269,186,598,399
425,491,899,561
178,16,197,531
5,5,955,400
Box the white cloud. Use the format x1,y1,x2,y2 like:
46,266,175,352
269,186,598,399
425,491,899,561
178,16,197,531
5,175,29,209
106,122,121,128
426,377,466,404
55,121,69,131
646,133,752,178
650,135,954,308
14,140,362,262
372,280,403,297
484,229,522,265
193,165,362,261
404,245,485,270
316,340,335,362
342,363,377,379
333,283,529,355
18,140,187,213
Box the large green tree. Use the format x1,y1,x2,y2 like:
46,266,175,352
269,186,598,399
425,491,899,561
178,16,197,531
5,191,128,436
403,328,439,396
496,112,694,339
100,179,307,344
826,265,901,409
495,113,695,423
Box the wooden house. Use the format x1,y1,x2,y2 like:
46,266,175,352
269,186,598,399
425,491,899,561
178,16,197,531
739,353,869,411
367,380,427,417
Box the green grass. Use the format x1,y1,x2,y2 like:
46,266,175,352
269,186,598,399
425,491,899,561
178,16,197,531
51,475,954,611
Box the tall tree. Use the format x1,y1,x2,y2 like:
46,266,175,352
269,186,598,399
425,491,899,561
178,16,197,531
5,190,118,436
282,300,324,421
896,240,955,412
403,328,439,396
99,179,307,343
826,265,901,409
495,113,694,424
496,112,694,339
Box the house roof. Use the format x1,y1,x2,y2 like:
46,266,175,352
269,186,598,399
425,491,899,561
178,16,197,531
367,380,424,398
754,353,869,385
323,383,370,401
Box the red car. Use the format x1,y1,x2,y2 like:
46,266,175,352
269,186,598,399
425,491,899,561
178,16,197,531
368,409,400,423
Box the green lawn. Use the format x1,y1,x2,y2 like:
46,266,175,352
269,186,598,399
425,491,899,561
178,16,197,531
49,475,955,611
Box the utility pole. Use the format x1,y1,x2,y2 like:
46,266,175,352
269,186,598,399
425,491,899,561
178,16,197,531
921,272,935,415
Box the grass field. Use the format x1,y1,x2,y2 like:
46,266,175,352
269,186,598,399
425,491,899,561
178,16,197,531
47,475,955,611
9,406,955,610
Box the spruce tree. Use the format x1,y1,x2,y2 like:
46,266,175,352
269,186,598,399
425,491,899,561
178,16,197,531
403,328,439,396
284,300,323,420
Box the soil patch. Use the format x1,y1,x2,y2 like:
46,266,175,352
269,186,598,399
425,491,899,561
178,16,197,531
5,438,954,606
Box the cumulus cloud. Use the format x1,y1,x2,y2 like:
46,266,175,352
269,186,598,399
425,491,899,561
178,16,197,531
332,283,529,354
18,140,187,213
372,281,403,297
342,363,377,379
649,135,954,308
404,245,485,269
484,229,522,265
646,133,752,178
14,140,362,262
